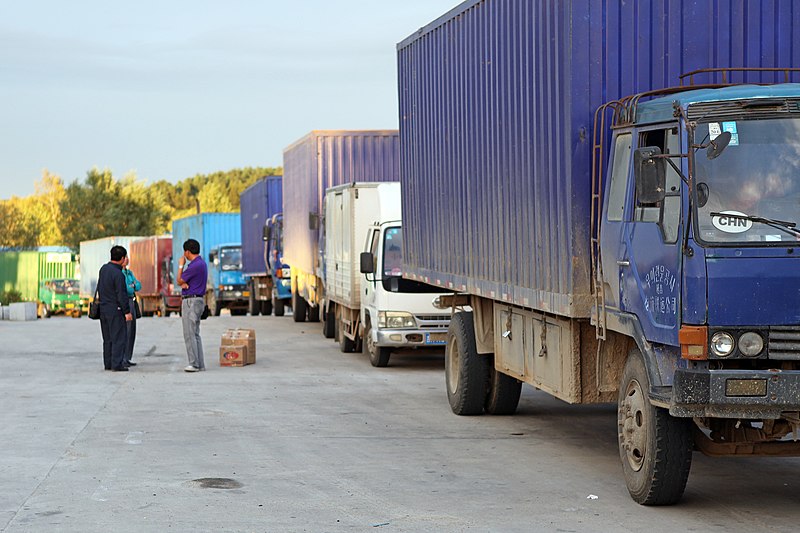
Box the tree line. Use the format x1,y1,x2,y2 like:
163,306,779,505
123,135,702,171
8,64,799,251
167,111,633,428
0,166,281,250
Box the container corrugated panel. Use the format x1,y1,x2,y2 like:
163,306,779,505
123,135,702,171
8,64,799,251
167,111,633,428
397,0,800,318
283,131,401,276
0,251,76,301
129,236,171,295
240,176,283,276
79,237,145,297
171,213,242,281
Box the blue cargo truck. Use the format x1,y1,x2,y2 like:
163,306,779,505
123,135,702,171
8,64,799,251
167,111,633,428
282,131,401,325
239,176,291,316
399,0,800,505
171,213,247,316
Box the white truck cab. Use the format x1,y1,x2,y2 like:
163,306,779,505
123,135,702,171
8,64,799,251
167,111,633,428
359,219,450,367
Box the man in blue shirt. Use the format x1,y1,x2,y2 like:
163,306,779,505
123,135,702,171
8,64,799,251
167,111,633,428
177,238,208,372
97,245,133,371
122,256,142,367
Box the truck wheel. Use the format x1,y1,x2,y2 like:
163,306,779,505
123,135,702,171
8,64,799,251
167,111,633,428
618,350,693,505
446,312,489,415
248,291,260,316
307,305,320,322
339,319,356,353
213,300,222,317
260,300,273,316
485,361,522,415
322,303,336,338
44,304,52,318
273,297,285,317
292,293,307,322
363,324,390,367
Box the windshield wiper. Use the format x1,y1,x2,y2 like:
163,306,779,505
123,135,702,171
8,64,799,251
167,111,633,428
710,212,800,238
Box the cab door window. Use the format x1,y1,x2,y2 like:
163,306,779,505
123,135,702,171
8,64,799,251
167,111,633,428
635,126,682,243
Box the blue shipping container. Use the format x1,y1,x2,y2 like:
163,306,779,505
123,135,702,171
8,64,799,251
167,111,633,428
240,176,283,276
171,213,242,282
397,0,800,318
283,131,401,276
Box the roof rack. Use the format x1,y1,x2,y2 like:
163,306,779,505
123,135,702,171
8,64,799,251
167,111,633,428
608,67,800,127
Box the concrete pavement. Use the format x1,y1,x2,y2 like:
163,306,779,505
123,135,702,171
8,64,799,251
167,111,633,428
2,314,799,532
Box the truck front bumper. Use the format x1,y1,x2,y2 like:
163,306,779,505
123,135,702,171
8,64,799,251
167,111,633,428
375,328,449,348
671,368,800,419
275,278,292,300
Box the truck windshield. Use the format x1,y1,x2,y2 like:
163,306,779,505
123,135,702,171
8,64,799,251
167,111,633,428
693,117,800,245
381,227,441,294
50,279,79,294
220,248,242,270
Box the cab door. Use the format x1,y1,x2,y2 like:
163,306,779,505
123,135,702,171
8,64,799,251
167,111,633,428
620,125,684,345
600,132,633,310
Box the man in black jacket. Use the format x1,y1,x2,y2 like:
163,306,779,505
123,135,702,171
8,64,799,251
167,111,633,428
98,245,133,371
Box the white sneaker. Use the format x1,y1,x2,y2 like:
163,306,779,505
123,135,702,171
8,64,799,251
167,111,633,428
184,365,200,372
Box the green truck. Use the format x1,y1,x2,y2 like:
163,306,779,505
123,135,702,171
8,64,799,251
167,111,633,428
37,278,82,317
0,250,80,317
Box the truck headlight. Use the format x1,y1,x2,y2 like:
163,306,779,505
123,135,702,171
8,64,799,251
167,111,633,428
738,332,764,357
378,311,416,329
711,332,735,357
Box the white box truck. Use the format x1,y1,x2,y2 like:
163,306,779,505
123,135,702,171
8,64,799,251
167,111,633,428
323,182,450,367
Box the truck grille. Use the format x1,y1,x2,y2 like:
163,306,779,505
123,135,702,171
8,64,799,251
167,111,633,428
415,315,451,329
768,326,800,360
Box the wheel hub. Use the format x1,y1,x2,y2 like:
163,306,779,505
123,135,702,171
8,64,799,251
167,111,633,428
446,339,460,393
619,378,647,472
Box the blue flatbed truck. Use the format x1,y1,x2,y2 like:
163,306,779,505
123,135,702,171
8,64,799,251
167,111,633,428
399,0,800,505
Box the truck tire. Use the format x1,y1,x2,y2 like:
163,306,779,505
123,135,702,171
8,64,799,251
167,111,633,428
339,318,356,352
248,290,260,316
260,300,273,316
273,297,285,317
363,324,390,367
446,311,489,415
292,293,307,322
485,362,522,415
322,303,336,338
307,305,320,322
618,349,693,505
213,300,222,317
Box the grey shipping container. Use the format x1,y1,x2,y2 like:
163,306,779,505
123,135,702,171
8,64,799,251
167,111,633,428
397,0,800,318
79,236,145,298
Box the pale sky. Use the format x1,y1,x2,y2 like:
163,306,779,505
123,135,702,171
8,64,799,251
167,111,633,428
0,0,458,199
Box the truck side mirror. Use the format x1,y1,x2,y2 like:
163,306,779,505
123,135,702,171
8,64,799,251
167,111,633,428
360,252,375,274
308,212,320,231
263,225,271,242
634,146,666,204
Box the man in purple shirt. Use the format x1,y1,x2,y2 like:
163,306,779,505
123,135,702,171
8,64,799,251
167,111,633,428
177,238,208,372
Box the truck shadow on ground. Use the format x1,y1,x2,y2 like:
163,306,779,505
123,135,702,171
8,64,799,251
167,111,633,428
512,389,800,507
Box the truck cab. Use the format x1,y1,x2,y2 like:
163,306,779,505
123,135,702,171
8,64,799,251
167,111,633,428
159,255,182,317
38,278,82,318
359,222,450,367
595,80,800,501
264,213,292,316
208,243,248,316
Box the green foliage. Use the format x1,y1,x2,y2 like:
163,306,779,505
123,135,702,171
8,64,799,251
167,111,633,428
0,166,282,249
0,290,22,305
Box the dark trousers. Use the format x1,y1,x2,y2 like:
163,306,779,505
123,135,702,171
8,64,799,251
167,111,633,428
125,298,137,363
100,309,127,370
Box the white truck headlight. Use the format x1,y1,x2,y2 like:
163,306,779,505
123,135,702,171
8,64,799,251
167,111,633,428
711,332,735,357
738,332,764,357
378,311,416,329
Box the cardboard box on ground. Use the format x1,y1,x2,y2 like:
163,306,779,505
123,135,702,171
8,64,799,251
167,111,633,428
219,329,256,367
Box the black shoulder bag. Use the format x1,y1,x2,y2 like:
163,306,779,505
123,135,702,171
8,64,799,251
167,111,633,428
89,287,100,320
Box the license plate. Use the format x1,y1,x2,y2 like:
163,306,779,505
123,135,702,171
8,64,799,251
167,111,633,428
725,379,767,397
242,291,250,297
426,332,447,345
65,303,75,309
